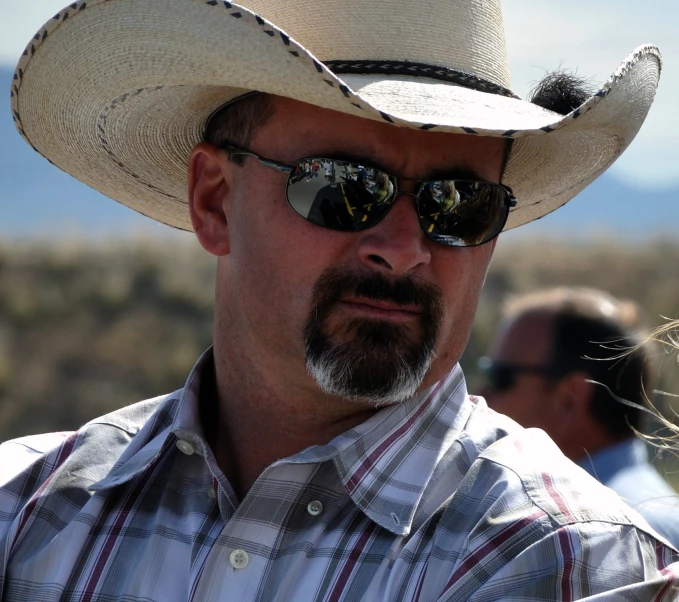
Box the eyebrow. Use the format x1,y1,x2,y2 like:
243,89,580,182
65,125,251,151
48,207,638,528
309,150,487,182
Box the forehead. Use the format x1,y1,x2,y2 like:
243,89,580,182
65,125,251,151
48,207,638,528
492,311,554,364
251,95,507,181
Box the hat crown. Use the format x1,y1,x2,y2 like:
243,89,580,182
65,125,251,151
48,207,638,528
238,0,511,89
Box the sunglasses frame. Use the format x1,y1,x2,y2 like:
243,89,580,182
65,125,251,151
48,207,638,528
223,146,517,247
477,356,569,393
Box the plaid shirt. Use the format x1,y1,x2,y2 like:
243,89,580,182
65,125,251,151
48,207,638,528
1,349,677,601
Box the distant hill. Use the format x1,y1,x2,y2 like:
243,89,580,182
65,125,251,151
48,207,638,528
511,175,679,241
1,67,677,239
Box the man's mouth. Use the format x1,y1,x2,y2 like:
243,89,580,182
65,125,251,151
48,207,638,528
339,297,422,320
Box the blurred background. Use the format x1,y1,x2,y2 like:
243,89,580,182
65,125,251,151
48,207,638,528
2,2,679,484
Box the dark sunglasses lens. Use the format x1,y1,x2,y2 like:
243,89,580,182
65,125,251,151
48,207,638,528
417,180,509,247
286,159,395,231
486,367,515,392
478,357,516,393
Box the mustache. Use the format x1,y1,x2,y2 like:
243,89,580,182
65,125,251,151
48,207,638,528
310,267,444,319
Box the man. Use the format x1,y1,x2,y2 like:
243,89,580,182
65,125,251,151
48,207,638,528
1,0,676,600
480,286,679,547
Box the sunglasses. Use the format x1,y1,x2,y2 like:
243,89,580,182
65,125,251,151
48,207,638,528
224,147,517,248
477,356,567,393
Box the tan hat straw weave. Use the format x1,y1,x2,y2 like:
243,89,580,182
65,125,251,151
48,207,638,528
10,0,662,231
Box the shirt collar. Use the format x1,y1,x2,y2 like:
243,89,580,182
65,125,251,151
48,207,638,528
90,348,214,491
287,365,473,536
91,348,474,538
576,438,649,484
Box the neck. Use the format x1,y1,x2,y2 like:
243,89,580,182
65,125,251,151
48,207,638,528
203,342,379,500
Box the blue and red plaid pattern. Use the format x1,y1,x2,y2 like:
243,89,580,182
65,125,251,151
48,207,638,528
1,349,677,601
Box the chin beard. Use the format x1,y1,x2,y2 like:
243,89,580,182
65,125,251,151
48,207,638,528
304,268,444,406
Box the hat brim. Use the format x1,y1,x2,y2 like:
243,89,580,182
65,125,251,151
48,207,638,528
10,0,662,231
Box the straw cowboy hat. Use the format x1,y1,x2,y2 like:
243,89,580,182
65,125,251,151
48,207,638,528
10,0,661,232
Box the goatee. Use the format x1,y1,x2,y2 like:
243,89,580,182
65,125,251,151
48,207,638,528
304,267,444,406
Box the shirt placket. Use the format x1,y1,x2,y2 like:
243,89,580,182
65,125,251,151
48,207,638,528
190,461,319,602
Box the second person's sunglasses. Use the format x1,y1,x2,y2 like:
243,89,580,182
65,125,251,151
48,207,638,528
224,147,517,248
477,356,568,392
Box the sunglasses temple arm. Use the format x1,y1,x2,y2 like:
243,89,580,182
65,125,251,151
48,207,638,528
257,158,293,173
224,147,293,174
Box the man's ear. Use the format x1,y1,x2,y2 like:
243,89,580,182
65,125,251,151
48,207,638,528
188,142,233,256
550,372,607,461
555,371,595,422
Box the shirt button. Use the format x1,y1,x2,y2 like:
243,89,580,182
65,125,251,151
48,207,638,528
307,500,324,516
176,439,195,456
207,485,217,499
230,549,249,570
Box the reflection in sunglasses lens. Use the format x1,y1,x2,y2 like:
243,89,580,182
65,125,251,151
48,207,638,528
288,160,394,231
287,159,510,245
417,181,507,247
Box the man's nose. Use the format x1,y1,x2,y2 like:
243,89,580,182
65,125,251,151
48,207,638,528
356,193,431,276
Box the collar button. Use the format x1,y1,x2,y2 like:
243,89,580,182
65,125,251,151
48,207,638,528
176,439,195,456
307,500,324,516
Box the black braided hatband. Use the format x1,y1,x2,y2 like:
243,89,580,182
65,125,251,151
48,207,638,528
324,60,519,100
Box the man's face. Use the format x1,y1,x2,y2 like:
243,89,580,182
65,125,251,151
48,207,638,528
214,96,505,406
482,312,564,429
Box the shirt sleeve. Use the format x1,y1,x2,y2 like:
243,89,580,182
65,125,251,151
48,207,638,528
0,433,73,484
0,433,76,598
432,427,679,602
458,520,679,601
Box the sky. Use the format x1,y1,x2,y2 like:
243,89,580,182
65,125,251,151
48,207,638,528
1,0,677,193
502,1,678,190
